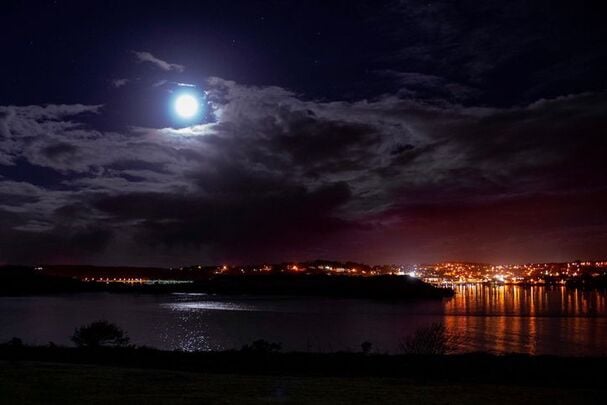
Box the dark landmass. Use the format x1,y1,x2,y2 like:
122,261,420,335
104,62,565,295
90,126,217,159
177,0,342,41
0,266,93,295
195,273,452,300
566,274,607,289
41,264,184,280
0,345,606,404
30,260,379,279
0,265,453,300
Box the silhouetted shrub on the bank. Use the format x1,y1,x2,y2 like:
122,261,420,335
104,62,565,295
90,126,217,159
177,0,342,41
361,341,372,354
399,323,455,355
5,337,23,347
71,321,130,348
240,339,282,353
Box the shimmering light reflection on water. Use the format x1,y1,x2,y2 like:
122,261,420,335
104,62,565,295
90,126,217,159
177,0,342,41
443,285,607,355
1,286,606,354
162,301,256,312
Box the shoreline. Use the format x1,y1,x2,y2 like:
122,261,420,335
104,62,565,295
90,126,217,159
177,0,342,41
1,344,606,384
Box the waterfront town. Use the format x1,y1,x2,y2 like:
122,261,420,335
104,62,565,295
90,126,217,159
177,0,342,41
34,260,607,287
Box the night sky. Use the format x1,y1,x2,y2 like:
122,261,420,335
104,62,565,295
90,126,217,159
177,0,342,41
1,0,606,266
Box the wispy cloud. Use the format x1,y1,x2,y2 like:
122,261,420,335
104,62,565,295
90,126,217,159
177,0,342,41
112,78,129,88
132,50,185,72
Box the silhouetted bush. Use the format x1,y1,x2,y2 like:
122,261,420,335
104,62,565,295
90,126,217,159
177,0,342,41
361,341,372,354
399,322,454,355
240,339,282,353
5,337,23,347
71,321,130,348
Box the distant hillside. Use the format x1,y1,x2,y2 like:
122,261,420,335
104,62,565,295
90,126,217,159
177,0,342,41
0,265,452,300
198,273,454,300
0,266,87,295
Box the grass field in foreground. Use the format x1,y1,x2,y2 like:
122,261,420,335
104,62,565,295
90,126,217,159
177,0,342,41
0,361,605,405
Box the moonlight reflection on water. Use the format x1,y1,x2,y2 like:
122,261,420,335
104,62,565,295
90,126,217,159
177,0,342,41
1,286,606,354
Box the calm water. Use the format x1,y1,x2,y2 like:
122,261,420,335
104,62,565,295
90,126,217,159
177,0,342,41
1,285,606,355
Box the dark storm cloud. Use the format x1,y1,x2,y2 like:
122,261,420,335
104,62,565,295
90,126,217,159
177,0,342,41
0,223,113,264
2,74,607,265
0,104,101,167
2,0,607,266
195,80,607,259
376,70,480,103
40,142,79,160
365,0,607,106
90,180,354,260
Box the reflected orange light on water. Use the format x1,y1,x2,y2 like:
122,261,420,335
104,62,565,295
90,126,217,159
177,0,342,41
442,285,607,355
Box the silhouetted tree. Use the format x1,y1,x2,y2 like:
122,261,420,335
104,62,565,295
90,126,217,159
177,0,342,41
6,337,23,347
71,320,130,348
399,322,453,355
361,341,373,354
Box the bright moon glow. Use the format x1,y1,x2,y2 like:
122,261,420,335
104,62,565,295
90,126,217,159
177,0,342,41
175,94,199,118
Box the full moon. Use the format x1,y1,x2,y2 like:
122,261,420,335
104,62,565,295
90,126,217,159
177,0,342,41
174,94,199,118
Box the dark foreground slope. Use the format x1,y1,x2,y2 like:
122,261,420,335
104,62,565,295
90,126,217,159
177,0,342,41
1,345,606,385
1,345,607,404
1,361,604,405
